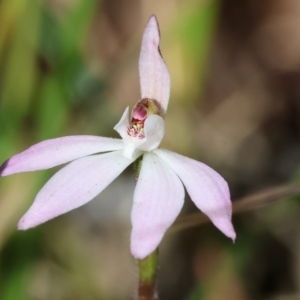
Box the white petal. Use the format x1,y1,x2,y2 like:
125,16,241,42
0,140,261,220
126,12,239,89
154,149,236,241
18,150,135,230
114,107,141,159
137,115,165,152
139,15,171,115
114,101,165,159
113,107,130,140
0,136,123,176
131,152,184,259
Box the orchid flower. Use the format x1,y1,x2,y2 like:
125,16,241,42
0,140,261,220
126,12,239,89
0,15,235,259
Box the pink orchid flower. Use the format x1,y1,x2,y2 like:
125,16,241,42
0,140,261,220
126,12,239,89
0,16,235,259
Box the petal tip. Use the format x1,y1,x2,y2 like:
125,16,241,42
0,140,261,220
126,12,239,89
224,226,236,242
130,231,159,260
143,14,160,45
148,15,159,27
230,232,236,243
0,158,11,176
131,251,145,260
130,245,151,260
17,213,41,230
212,218,236,242
17,217,31,231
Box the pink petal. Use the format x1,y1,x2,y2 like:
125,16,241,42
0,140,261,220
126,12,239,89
18,150,135,230
154,149,236,241
131,152,184,259
139,15,171,115
0,136,123,176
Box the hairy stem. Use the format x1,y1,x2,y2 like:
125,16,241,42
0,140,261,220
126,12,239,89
138,249,159,300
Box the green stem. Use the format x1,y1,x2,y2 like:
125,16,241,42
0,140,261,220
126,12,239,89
138,249,159,300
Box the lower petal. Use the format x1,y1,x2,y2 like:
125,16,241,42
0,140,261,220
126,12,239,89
131,152,184,259
154,149,236,241
18,150,135,230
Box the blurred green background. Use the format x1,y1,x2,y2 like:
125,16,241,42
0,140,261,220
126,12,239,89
0,0,300,299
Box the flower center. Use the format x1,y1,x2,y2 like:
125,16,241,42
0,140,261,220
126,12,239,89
127,98,160,139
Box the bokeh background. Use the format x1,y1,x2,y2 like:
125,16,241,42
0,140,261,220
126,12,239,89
0,0,300,299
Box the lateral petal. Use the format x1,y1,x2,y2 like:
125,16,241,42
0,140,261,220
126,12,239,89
131,152,184,259
0,136,123,176
113,107,130,140
18,150,135,230
154,149,236,241
139,15,170,115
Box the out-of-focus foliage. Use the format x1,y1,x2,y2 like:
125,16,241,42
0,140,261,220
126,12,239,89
0,0,300,299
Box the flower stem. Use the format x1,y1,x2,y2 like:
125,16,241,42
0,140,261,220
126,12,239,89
137,249,159,300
